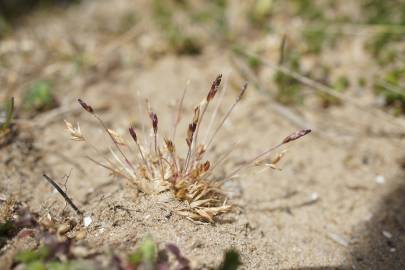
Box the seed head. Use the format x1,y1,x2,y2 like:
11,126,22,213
207,74,222,102
202,160,210,172
196,144,205,160
237,82,248,102
149,112,158,134
164,138,175,153
129,127,137,143
78,99,94,114
186,122,197,146
193,106,200,124
64,120,84,141
282,129,311,144
107,129,126,145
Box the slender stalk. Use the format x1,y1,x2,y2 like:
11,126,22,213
43,174,82,216
82,134,118,174
157,148,165,180
164,138,179,176
203,79,228,144
136,91,147,145
94,114,137,175
169,151,179,176
188,75,222,173
136,142,152,174
129,126,153,176
183,143,193,174
86,156,132,180
205,140,240,177
225,129,311,179
190,104,208,159
225,142,284,180
205,83,248,151
172,81,189,141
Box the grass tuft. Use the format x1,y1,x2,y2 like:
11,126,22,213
66,76,310,222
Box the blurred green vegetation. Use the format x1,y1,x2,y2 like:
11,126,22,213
128,237,157,268
15,246,96,270
219,249,241,270
274,54,302,105
152,0,201,55
361,0,405,65
23,81,57,113
375,66,405,114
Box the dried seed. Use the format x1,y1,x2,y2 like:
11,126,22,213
236,82,248,102
78,99,94,114
164,138,175,153
129,127,137,142
57,223,71,235
64,120,84,141
75,229,87,240
282,129,311,144
207,74,222,102
149,112,158,134
193,106,200,124
186,123,197,146
107,129,126,145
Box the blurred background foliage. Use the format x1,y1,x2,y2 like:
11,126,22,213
0,0,404,114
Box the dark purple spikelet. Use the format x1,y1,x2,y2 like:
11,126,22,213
207,74,222,102
149,112,158,134
78,99,94,114
129,127,137,143
282,129,311,144
186,122,197,146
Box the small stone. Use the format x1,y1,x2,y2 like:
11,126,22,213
310,192,319,201
375,175,385,184
71,246,91,257
382,230,392,239
75,230,87,240
57,223,71,235
39,213,54,229
83,216,92,227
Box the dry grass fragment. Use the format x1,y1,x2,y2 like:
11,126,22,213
65,75,311,222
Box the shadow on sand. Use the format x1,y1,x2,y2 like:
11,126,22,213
286,171,405,270
349,171,405,269
0,0,77,22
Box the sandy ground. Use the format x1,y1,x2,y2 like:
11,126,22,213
1,1,405,269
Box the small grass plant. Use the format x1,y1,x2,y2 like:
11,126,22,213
65,75,310,222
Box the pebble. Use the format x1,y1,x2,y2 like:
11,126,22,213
75,230,87,240
83,216,92,227
57,223,71,235
375,175,385,184
71,246,91,257
382,230,392,239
